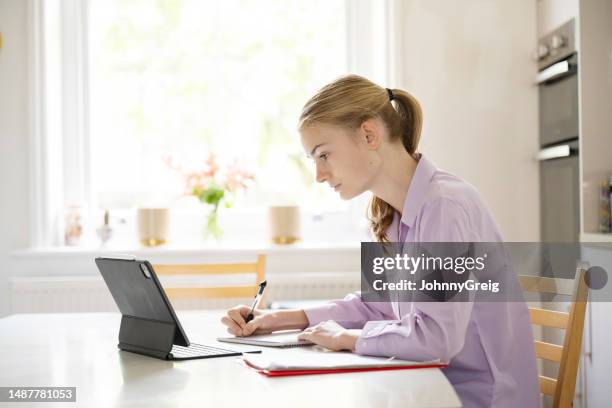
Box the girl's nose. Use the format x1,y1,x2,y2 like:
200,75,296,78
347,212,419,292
315,163,328,183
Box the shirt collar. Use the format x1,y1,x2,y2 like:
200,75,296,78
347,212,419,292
399,154,437,228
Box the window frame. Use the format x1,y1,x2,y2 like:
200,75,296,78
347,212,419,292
28,0,399,247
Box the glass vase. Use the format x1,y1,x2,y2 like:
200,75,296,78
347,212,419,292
203,204,223,241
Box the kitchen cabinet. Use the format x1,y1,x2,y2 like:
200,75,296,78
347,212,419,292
538,0,612,406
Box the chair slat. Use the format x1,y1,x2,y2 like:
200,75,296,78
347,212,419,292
539,375,557,396
152,254,266,301
164,286,257,299
528,307,569,329
154,263,259,275
518,276,574,295
534,340,563,362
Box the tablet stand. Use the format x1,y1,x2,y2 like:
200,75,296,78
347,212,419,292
117,315,176,359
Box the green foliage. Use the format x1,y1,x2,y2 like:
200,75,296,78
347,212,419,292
195,186,225,207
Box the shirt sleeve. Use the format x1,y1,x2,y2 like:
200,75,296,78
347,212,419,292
355,197,477,363
302,292,396,329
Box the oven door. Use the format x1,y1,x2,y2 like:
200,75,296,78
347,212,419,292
538,142,580,242
538,54,579,146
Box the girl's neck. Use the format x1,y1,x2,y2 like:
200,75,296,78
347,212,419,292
369,147,418,214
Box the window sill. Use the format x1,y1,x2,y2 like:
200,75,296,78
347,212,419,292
11,241,360,259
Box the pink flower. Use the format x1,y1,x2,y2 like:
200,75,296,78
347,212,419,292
224,160,255,192
164,153,255,200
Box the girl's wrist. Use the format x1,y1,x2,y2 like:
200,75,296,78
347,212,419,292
268,309,309,331
339,329,360,351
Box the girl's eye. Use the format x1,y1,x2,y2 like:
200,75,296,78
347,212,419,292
319,153,328,161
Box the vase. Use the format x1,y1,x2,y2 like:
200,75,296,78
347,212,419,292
203,204,223,241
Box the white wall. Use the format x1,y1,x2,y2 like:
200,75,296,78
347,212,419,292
0,0,30,317
393,0,540,241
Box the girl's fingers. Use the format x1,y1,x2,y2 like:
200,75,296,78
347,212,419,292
227,307,247,330
243,320,259,336
298,327,316,339
221,316,243,336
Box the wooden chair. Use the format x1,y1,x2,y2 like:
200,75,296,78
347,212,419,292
519,266,588,408
153,254,266,304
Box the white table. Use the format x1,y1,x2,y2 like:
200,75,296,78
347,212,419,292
0,311,461,407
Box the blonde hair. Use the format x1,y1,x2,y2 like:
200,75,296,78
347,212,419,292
298,74,423,242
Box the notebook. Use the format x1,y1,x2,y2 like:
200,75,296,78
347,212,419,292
241,351,446,377
217,330,314,348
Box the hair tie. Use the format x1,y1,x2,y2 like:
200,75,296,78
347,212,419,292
386,88,394,101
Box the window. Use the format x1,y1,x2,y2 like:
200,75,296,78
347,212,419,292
88,0,348,211
29,0,395,246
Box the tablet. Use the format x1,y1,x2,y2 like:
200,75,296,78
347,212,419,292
96,256,190,346
95,256,259,360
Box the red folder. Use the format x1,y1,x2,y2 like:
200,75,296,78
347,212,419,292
243,359,447,377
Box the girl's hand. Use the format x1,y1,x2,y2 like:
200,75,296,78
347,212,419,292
220,305,275,337
297,320,361,351
221,306,310,337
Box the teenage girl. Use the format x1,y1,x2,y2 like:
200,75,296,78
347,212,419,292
221,75,539,407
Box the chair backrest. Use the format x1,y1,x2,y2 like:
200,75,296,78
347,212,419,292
518,267,588,408
153,254,266,302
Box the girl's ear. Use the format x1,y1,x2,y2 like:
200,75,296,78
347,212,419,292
360,118,382,150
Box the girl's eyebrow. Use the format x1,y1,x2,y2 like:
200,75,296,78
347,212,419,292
308,143,327,158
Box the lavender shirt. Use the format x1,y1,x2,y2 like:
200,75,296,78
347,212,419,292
303,154,539,407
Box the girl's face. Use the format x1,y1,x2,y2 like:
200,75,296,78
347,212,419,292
300,121,381,200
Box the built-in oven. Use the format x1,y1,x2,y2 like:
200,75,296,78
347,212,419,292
537,18,580,242
536,20,581,394
537,18,578,147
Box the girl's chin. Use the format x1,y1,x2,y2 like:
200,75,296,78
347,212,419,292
338,188,359,200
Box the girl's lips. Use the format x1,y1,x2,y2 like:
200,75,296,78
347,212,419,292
334,184,342,191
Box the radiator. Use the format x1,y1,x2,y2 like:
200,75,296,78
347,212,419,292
9,272,360,313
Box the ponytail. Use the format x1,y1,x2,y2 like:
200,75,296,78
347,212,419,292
369,87,423,242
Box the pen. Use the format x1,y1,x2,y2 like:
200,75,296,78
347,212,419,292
245,280,267,323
